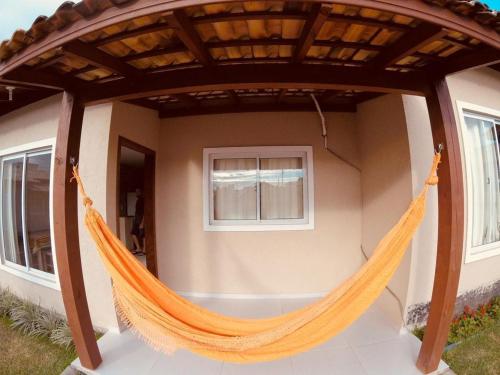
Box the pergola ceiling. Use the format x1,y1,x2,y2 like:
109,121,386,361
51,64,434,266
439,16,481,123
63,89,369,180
0,0,499,118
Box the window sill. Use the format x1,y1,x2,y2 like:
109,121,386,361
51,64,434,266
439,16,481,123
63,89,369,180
204,223,315,232
464,243,500,263
0,262,60,290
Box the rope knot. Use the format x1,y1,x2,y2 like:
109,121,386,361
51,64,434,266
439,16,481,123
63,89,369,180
425,175,439,186
83,197,94,207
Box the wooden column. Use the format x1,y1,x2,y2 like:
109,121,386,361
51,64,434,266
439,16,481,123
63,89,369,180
416,78,464,373
54,92,102,369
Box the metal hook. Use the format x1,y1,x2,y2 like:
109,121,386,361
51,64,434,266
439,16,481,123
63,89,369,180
69,157,77,166
436,143,444,153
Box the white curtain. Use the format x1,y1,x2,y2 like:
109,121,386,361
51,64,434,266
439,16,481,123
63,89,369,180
260,157,304,220
465,116,500,247
1,158,25,265
213,158,257,220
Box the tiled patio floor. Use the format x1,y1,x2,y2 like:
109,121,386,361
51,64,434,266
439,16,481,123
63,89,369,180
73,292,449,375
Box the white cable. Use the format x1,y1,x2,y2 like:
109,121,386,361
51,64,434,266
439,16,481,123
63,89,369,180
310,94,328,149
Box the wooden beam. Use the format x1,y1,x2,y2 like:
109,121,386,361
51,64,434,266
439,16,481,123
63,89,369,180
370,24,447,69
434,46,500,76
172,93,199,107
293,4,331,63
53,92,102,370
168,9,213,66
0,90,55,116
277,89,287,103
227,90,239,104
1,66,72,90
159,102,357,118
63,40,140,78
124,98,159,111
416,77,464,374
79,65,429,105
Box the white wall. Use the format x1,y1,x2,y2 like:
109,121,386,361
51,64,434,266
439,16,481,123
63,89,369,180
403,68,500,317
356,94,414,321
77,101,160,331
448,68,500,294
402,95,439,309
157,112,362,294
0,95,65,316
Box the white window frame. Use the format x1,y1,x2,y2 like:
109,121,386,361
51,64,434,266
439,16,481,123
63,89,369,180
457,101,500,263
0,138,60,289
203,146,314,231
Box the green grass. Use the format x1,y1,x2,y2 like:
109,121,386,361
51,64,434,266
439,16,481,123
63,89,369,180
443,323,500,375
0,316,77,375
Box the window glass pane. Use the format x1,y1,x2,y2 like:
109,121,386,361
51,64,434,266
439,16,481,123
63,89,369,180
465,116,500,247
1,158,26,266
25,153,54,274
213,158,257,220
260,157,304,220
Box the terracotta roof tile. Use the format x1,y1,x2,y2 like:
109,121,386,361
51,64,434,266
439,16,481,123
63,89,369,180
0,0,498,63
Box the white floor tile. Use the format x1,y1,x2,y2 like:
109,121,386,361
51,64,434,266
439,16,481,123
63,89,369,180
222,358,293,375
73,297,449,375
192,297,283,319
292,346,367,375
343,305,401,347
147,349,223,375
353,333,448,375
73,330,161,375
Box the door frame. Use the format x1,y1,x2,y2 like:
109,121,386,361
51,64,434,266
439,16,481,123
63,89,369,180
116,136,158,277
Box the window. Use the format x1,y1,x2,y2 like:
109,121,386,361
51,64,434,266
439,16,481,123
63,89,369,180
203,146,314,231
458,101,500,262
0,141,56,285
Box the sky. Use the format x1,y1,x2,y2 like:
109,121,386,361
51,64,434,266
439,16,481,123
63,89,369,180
0,0,499,41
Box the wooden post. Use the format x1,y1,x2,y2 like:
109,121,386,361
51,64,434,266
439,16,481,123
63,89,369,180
416,78,464,373
53,92,102,369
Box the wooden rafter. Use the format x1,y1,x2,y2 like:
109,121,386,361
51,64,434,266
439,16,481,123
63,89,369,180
168,9,213,66
1,66,75,90
92,22,172,47
293,4,331,63
118,39,383,66
63,40,140,78
33,54,65,70
434,46,500,76
172,93,199,107
277,89,287,103
370,24,448,69
226,90,239,104
191,10,411,32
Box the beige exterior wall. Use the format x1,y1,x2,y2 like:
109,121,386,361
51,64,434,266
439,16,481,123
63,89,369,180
0,94,65,316
357,94,414,322
77,101,160,331
403,68,500,315
157,112,362,294
447,68,500,294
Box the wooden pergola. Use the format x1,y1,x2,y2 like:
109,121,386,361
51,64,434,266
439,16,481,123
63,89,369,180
0,1,499,373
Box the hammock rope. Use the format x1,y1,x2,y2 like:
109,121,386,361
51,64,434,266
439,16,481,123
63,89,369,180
72,152,440,363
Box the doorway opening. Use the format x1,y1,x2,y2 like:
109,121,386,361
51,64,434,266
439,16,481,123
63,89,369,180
117,137,157,276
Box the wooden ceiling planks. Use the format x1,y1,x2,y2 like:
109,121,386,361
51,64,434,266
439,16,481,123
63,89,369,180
0,0,498,117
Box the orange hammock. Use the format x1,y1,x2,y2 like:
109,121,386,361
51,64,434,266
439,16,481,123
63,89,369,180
73,152,440,364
